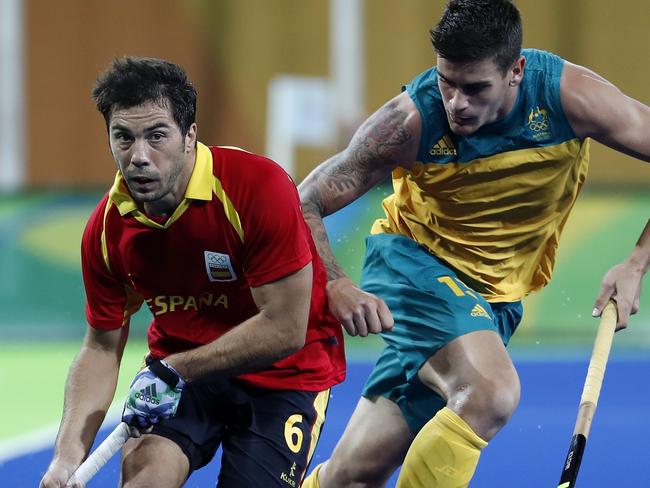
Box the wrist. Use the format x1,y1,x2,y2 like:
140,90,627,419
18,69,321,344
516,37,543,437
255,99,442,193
627,248,650,274
50,453,82,473
327,276,353,288
149,359,185,388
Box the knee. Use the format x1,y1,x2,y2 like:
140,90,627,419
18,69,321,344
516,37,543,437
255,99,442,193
449,372,520,439
479,375,520,426
121,443,153,488
121,440,144,482
120,436,188,488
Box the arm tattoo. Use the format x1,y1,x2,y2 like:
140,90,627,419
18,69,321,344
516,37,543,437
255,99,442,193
300,100,413,281
325,101,411,199
301,199,347,280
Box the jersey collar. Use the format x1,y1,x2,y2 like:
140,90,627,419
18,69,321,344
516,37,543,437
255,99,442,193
109,141,214,217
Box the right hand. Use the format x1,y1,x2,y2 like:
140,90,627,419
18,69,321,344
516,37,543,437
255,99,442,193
39,460,81,488
592,260,644,330
122,359,185,429
326,277,394,336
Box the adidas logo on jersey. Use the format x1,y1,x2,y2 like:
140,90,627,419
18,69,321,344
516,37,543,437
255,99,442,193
470,303,491,319
429,135,457,156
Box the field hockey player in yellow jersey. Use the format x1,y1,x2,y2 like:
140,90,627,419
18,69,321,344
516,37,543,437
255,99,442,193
299,0,649,487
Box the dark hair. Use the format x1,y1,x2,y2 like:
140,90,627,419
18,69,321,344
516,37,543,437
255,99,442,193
92,57,197,136
430,0,522,74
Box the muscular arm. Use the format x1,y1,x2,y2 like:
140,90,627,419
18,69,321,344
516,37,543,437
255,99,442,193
561,61,650,161
299,91,421,280
42,326,128,485
561,65,650,326
164,263,312,382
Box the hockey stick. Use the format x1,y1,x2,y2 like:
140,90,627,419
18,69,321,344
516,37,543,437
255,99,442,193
67,422,130,486
557,300,617,488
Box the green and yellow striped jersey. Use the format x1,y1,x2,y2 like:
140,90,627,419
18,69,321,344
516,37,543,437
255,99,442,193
373,49,589,302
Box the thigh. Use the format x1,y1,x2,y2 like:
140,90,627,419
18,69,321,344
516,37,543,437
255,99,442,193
413,298,523,400
121,433,189,488
217,387,330,488
322,396,415,487
147,377,233,472
363,344,447,434
361,234,498,380
417,329,518,400
361,234,523,382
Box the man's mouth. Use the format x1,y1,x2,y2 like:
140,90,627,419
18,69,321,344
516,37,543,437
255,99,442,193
449,113,474,125
129,176,157,188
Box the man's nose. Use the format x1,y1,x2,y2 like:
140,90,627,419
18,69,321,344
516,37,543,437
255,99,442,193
449,89,469,112
130,139,149,167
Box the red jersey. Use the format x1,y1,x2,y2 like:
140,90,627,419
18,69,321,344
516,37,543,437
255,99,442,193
81,143,345,391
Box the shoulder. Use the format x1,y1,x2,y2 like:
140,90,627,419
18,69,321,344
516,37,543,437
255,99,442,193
209,145,298,204
81,192,115,272
403,66,443,113
559,61,623,140
211,145,292,182
404,66,440,95
83,192,113,240
521,49,566,88
522,48,565,69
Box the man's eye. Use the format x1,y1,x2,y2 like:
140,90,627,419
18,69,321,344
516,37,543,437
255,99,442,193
114,133,132,143
150,133,165,142
464,85,487,96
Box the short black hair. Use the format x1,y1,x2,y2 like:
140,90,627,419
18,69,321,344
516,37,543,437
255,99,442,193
92,57,197,136
430,0,522,74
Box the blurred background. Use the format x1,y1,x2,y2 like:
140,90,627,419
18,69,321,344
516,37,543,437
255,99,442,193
1,1,649,486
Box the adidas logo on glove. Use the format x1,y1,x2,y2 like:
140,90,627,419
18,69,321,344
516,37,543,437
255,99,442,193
134,384,161,405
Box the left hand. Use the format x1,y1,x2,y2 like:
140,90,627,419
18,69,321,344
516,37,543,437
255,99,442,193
122,359,185,429
593,261,644,330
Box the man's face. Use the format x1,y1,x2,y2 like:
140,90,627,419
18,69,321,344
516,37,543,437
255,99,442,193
437,56,519,136
108,101,196,215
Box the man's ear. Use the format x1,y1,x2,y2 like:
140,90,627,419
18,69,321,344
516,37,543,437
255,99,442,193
509,55,526,87
185,123,198,152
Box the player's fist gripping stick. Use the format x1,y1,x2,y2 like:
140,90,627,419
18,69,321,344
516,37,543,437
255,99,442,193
122,360,185,429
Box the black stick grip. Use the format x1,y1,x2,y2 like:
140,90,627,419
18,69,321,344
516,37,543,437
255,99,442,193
558,434,586,488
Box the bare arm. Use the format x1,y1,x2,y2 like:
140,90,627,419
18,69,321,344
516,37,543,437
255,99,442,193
41,326,128,487
299,90,421,280
164,263,312,382
594,219,650,329
561,63,650,327
628,218,650,272
561,61,650,161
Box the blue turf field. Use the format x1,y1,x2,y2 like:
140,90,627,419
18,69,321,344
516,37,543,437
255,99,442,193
4,358,649,487
2,191,649,486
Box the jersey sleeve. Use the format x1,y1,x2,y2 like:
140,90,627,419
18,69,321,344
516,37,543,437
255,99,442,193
237,158,313,287
81,196,142,329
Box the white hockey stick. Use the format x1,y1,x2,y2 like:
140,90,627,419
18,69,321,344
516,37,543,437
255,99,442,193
67,422,130,486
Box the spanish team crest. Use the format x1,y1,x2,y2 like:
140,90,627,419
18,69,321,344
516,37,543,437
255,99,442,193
527,105,551,140
204,251,237,282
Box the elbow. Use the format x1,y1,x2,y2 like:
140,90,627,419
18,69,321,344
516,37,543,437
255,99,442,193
284,331,307,357
276,324,308,359
298,174,329,217
299,190,323,219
